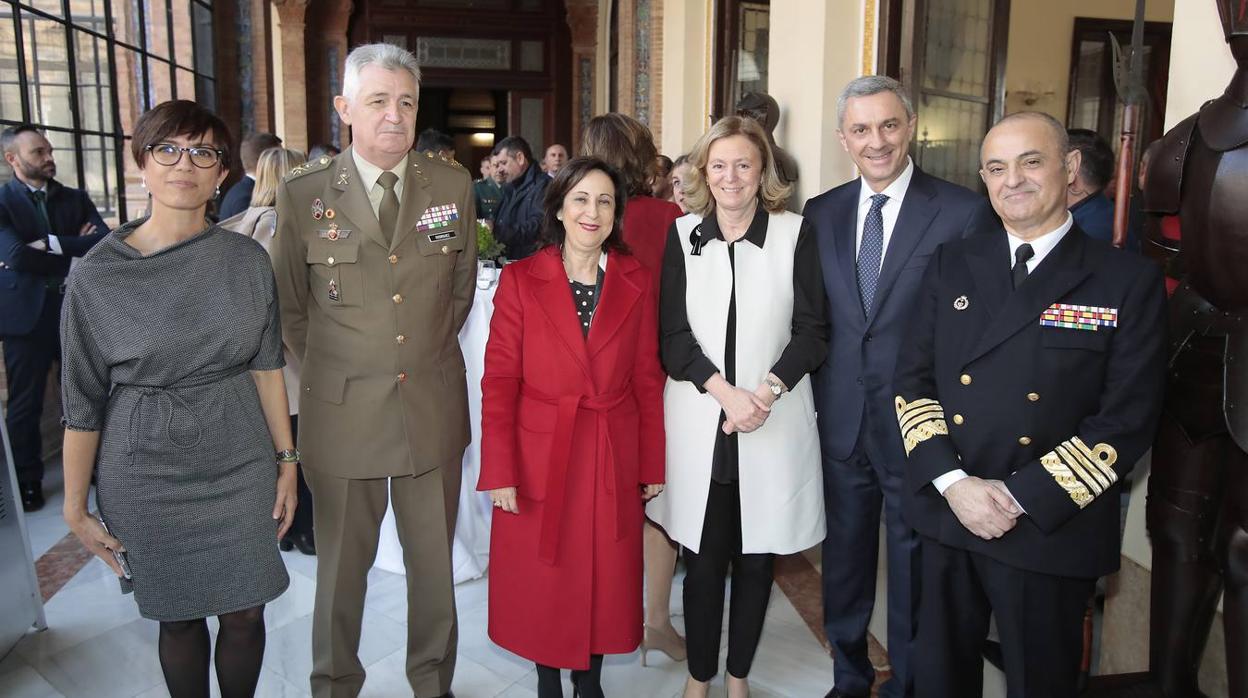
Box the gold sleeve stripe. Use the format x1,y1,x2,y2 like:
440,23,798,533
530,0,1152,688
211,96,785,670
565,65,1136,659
1040,437,1119,508
895,396,949,456
1041,451,1095,508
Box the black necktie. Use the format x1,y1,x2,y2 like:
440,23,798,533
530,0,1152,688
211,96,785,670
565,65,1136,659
1012,243,1034,289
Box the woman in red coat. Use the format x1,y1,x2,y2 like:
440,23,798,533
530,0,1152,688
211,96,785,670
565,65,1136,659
479,157,667,698
581,114,687,665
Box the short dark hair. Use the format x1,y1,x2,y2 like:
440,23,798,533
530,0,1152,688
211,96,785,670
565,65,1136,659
493,135,534,164
240,131,282,171
580,113,659,196
132,100,234,170
1,124,43,154
416,128,455,154
538,156,631,255
1067,128,1115,190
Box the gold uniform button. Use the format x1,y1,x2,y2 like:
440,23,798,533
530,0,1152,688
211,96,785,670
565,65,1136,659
1027,392,1040,402
388,254,399,264
397,372,408,383
960,374,972,385
396,335,406,344
392,294,403,304
953,414,964,425
1018,436,1032,446
441,245,450,254
327,256,335,265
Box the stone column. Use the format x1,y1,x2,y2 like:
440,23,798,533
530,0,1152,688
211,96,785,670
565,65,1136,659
566,0,599,153
271,0,310,153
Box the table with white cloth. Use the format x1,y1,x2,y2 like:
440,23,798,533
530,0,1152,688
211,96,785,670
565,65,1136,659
374,261,499,583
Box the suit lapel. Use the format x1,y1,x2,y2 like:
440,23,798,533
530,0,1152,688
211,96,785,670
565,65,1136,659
529,250,595,384
832,181,863,310
391,158,433,253
963,231,1012,323
586,253,643,359
963,230,1092,366
4,180,42,242
867,171,938,326
324,149,387,250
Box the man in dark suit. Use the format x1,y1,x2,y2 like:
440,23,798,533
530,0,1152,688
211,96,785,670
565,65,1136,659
218,131,281,219
803,76,990,698
893,111,1167,697
1066,128,1140,252
491,135,549,259
0,124,107,510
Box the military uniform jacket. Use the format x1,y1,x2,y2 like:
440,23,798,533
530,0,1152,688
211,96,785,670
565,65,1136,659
270,148,478,479
893,225,1166,578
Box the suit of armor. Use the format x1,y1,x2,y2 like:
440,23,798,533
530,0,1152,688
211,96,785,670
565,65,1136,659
1142,4,1248,696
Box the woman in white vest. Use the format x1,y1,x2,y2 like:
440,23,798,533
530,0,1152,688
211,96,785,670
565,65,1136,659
646,116,828,698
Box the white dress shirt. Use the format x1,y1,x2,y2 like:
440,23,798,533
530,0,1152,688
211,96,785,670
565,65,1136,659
854,156,915,264
931,213,1075,509
351,150,408,219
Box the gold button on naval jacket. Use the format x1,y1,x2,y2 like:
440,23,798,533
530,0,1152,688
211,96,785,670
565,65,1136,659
392,293,403,304
1027,392,1040,402
396,335,406,344
388,254,399,264
960,374,972,385
397,372,408,383
953,414,965,425
1018,436,1033,446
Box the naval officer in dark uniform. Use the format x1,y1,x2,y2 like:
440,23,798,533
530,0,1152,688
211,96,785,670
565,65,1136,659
893,111,1167,698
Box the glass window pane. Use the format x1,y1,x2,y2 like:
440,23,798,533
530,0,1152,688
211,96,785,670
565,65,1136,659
1070,40,1104,132
914,95,987,191
81,133,120,224
75,30,114,133
70,0,107,32
45,129,79,189
21,0,64,21
146,55,172,107
144,0,170,59
23,15,74,128
113,0,142,49
176,66,193,101
731,2,768,108
172,0,192,68
113,45,144,134
922,0,993,98
0,9,22,122
195,73,214,111
192,2,212,77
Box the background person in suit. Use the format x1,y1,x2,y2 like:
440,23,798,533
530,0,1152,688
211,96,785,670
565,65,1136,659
478,157,666,698
493,135,550,259
0,124,107,511
219,131,281,220
645,115,829,698
269,42,477,698
802,76,989,698
894,111,1167,698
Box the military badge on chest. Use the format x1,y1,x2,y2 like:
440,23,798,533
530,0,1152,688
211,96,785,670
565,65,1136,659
1040,303,1119,330
327,278,340,302
417,203,460,239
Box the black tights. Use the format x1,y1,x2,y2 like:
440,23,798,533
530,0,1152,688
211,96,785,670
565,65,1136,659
536,654,604,698
158,605,267,698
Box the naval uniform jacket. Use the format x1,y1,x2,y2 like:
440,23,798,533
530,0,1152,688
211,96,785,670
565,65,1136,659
894,224,1167,578
270,148,478,478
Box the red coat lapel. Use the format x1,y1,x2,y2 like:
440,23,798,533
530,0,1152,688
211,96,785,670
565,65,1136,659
587,252,644,358
526,247,594,384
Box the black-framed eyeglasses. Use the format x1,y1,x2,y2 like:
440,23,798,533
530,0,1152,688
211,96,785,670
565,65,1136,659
145,143,224,169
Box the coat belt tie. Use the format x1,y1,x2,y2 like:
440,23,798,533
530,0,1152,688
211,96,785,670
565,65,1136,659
118,365,250,465
520,383,634,565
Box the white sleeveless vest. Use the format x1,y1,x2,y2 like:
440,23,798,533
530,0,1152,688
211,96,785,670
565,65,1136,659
646,210,825,554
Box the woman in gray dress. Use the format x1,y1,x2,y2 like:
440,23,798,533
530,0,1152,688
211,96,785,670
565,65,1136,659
60,100,296,698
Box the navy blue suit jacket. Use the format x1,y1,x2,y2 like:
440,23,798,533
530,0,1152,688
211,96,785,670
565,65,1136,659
803,167,991,466
0,177,108,337
218,175,254,220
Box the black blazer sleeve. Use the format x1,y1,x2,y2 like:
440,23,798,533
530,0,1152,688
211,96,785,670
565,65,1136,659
768,218,829,388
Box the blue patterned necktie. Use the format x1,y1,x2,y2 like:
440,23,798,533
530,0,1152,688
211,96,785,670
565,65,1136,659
857,193,889,315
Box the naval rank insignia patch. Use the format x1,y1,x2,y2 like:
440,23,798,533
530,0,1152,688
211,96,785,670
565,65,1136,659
1040,303,1119,330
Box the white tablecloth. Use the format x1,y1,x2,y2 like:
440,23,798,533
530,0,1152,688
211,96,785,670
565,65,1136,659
374,264,498,583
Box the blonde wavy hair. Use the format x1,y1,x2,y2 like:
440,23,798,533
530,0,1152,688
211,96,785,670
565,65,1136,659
250,147,307,208
682,115,792,217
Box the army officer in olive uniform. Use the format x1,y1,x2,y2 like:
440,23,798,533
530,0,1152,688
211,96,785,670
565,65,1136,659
270,43,476,698
893,112,1166,698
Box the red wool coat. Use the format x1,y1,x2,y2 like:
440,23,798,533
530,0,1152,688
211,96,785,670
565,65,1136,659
621,195,683,296
477,246,666,669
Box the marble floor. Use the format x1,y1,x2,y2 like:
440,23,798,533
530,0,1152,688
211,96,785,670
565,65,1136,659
2,463,1008,698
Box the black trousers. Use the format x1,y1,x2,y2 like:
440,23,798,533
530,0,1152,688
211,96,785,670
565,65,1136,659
914,537,1094,698
683,480,774,682
287,415,314,537
3,291,61,485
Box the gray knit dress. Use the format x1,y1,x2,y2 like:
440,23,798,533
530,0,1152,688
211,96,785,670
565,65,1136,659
60,219,290,621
